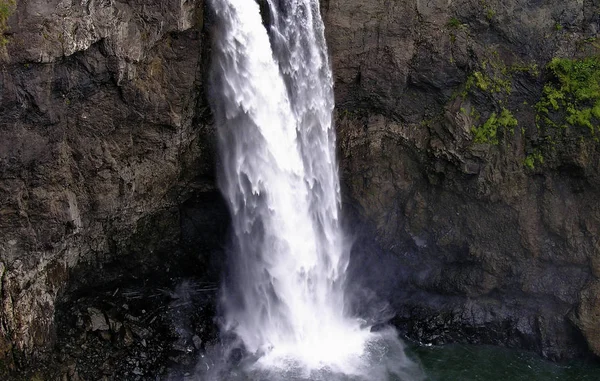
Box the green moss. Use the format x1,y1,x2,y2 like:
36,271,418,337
470,107,481,120
536,57,600,134
460,55,540,103
524,150,544,169
554,22,563,31
575,37,600,53
471,53,515,94
447,17,463,28
486,9,496,21
473,71,490,91
465,70,511,95
420,113,445,129
472,107,518,144
526,57,600,168
473,114,499,144
0,0,15,46
510,63,540,77
452,51,544,152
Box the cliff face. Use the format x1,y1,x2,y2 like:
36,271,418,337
323,0,600,360
1,0,600,369
0,0,215,364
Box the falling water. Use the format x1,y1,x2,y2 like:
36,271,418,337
207,0,423,379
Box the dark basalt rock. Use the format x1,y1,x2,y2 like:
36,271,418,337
1,0,600,376
0,189,227,379
0,0,214,367
325,0,600,361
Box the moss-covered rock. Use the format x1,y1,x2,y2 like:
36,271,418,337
325,0,600,361
537,57,600,135
0,0,15,46
472,107,518,145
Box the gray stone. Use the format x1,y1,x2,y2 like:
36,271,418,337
86,308,109,332
192,335,202,350
0,0,213,360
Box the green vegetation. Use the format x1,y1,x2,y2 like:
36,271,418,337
473,71,490,91
510,63,540,77
575,37,600,52
451,48,600,170
419,114,444,128
452,51,540,148
472,108,518,144
536,57,600,134
526,56,600,168
0,0,15,46
463,68,512,97
554,22,563,31
460,51,539,99
486,9,496,21
524,150,544,169
447,17,463,28
447,16,466,45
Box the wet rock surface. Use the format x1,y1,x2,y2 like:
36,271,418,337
10,274,219,381
0,0,213,364
53,276,218,381
1,0,600,375
326,0,600,361
0,188,228,380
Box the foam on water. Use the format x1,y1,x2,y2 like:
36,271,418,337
206,0,423,379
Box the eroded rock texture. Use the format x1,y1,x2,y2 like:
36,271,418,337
323,0,600,360
0,0,215,366
1,0,600,373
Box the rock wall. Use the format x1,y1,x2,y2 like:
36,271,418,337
0,0,214,365
1,0,600,369
323,0,600,360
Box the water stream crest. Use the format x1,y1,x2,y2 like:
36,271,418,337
207,0,423,379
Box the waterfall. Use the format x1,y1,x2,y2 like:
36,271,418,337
207,0,423,379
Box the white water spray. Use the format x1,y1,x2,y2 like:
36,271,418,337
207,0,423,379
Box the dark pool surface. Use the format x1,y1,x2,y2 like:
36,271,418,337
414,344,600,381
195,341,600,381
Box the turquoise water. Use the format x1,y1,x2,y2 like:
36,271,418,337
415,344,600,380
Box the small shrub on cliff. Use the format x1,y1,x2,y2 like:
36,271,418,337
0,0,15,46
464,69,512,96
447,17,463,28
524,150,544,169
536,57,600,134
472,108,518,144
